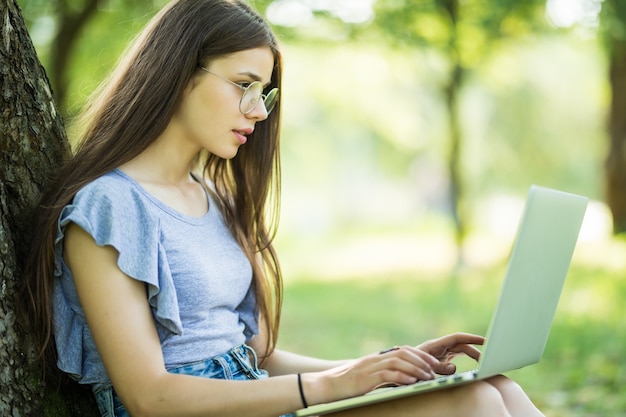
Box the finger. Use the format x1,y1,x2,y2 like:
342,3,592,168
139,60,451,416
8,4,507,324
401,347,440,378
393,345,441,369
375,368,423,386
380,353,434,379
435,332,485,349
449,332,485,346
418,333,485,355
446,344,482,361
377,348,437,381
432,361,457,375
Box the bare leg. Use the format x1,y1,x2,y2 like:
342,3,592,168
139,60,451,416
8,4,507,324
328,380,512,417
485,375,545,417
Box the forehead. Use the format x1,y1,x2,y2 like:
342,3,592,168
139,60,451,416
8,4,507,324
208,47,275,83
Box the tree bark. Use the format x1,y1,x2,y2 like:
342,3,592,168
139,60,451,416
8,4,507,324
606,37,626,234
1,0,98,415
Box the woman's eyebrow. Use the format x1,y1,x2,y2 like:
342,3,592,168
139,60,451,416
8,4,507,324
238,71,271,88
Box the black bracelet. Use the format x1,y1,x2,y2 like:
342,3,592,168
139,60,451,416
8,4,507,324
297,373,308,408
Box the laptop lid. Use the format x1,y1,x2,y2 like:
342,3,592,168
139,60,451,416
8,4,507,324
476,185,588,378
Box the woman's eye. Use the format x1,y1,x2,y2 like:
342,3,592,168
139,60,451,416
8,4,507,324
237,82,251,89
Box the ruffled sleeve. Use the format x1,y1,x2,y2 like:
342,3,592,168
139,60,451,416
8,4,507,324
52,173,183,382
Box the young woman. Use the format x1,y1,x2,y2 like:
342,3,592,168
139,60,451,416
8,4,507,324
21,1,546,416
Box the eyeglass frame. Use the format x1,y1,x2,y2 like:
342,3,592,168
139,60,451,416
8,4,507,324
199,67,279,116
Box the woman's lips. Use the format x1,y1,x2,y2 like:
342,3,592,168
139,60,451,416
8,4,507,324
233,130,248,144
233,128,253,145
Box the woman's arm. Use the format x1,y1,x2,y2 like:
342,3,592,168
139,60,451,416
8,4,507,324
259,348,349,375
65,223,306,417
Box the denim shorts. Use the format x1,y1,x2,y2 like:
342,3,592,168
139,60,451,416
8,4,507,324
94,344,295,417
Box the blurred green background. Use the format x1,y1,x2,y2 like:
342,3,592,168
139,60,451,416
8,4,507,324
19,0,626,415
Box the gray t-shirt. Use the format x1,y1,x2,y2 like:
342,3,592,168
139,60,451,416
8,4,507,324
52,169,257,391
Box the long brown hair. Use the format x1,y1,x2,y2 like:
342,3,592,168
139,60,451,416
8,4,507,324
21,0,283,379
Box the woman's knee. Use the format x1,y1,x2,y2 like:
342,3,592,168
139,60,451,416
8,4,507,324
455,380,510,417
485,374,530,403
486,375,523,394
485,375,544,416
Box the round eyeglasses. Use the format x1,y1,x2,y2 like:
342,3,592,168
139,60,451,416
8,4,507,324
200,67,279,116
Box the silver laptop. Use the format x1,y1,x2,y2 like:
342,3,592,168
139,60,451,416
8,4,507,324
295,185,588,416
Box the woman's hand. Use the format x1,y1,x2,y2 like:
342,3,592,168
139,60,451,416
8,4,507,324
417,332,484,375
294,333,485,408
302,345,439,405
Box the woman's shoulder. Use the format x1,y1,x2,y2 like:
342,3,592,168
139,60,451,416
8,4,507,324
77,169,148,204
70,169,157,222
78,169,138,197
58,169,161,262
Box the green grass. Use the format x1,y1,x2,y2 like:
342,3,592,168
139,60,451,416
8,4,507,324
277,263,626,417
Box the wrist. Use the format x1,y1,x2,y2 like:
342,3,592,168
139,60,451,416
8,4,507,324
298,372,329,408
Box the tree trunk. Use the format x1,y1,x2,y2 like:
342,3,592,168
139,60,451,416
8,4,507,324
50,0,101,114
1,0,98,415
606,37,626,234
444,62,465,262
441,0,466,263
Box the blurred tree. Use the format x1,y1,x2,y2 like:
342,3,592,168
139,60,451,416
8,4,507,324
0,0,99,415
19,0,102,113
601,0,626,233
19,0,158,116
368,0,548,249
47,0,100,112
252,0,556,250
372,0,626,236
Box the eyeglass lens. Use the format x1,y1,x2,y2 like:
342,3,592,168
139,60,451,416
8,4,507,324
241,82,278,115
